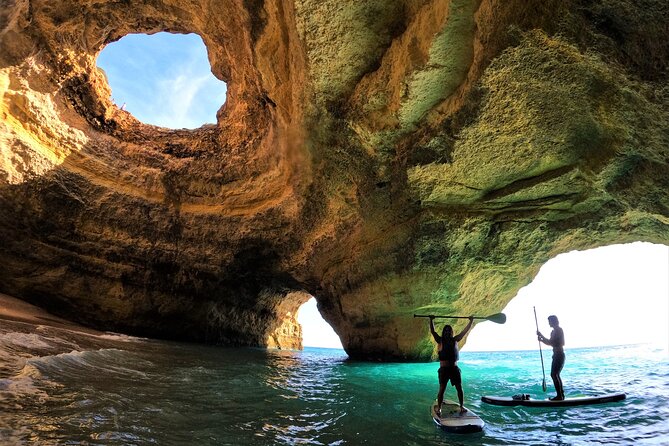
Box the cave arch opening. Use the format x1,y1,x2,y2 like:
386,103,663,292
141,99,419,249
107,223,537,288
96,32,227,129
464,242,668,352
297,297,344,350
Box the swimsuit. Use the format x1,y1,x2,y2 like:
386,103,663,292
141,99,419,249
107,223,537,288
437,337,459,362
438,365,462,387
436,336,461,387
551,350,565,375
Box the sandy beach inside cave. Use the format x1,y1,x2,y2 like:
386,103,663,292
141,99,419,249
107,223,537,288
0,292,104,336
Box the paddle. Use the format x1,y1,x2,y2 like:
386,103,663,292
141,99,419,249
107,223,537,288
534,306,547,392
413,313,507,324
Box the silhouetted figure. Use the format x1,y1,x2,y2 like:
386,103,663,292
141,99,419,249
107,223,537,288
537,315,565,400
429,315,474,414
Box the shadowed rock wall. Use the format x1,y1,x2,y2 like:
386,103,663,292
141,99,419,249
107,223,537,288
0,0,667,360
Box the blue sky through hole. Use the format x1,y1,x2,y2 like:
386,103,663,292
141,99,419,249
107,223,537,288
97,32,227,129
95,35,668,353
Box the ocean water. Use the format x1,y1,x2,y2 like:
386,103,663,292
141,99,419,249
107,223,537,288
1,317,668,445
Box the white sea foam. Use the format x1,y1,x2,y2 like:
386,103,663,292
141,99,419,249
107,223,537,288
95,332,145,342
0,362,51,402
0,331,53,349
25,348,153,381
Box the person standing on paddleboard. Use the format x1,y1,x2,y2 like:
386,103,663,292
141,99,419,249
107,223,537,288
537,315,565,400
428,315,474,415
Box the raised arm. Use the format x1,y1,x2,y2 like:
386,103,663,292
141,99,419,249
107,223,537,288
429,316,440,342
454,316,474,342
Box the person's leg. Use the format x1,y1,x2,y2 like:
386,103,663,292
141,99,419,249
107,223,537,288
550,372,560,398
455,384,464,409
437,382,447,409
452,366,466,413
436,367,447,414
550,352,565,400
553,372,564,399
556,352,565,398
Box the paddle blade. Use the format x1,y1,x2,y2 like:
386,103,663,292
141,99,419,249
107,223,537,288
542,379,547,392
486,313,507,324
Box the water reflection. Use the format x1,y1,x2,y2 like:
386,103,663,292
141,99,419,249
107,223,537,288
264,349,347,399
260,349,349,444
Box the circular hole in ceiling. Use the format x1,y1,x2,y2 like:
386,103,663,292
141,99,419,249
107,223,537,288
97,32,227,129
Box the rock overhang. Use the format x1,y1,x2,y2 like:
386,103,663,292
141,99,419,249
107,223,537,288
0,0,667,361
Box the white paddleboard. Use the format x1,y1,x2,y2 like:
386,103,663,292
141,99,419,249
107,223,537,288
431,400,485,434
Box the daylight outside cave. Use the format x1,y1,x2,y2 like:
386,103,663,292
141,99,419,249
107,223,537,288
296,243,668,353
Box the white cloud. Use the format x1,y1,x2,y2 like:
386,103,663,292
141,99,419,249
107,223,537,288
152,72,212,129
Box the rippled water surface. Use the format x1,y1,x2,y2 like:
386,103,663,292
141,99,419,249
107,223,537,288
1,318,667,445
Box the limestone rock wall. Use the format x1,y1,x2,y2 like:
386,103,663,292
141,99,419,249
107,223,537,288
0,0,667,359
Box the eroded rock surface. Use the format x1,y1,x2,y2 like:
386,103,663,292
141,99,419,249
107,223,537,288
1,0,667,360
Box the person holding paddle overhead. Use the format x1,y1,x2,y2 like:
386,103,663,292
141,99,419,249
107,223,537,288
428,315,474,415
537,315,565,401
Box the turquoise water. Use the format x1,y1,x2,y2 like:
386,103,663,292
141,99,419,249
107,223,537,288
1,317,667,445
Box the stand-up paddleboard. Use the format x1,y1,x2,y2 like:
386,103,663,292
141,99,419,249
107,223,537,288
481,392,626,407
431,400,485,433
